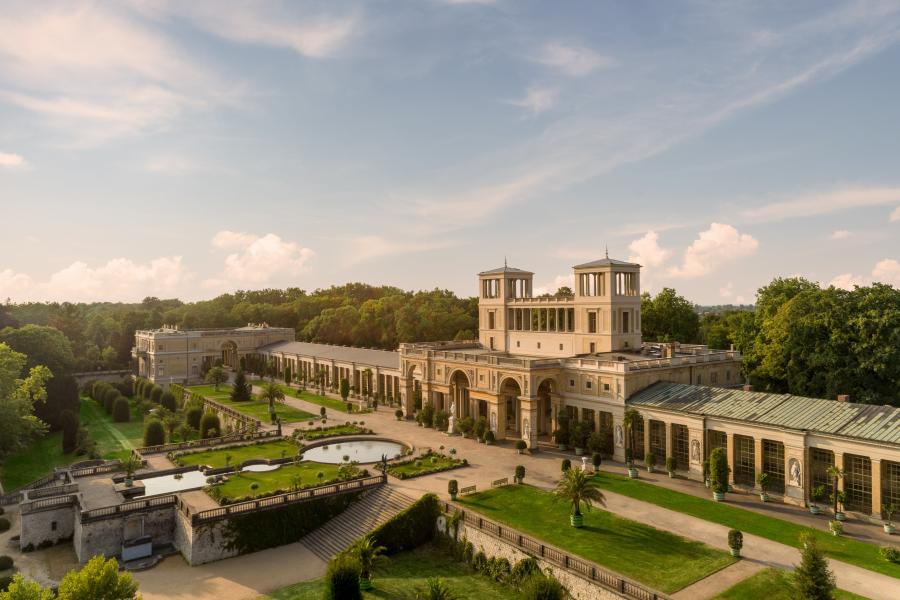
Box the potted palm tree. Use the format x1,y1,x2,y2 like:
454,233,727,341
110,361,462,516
257,381,285,422
756,472,771,502
122,454,141,487
351,536,388,590
626,449,638,479
646,452,656,473
883,504,897,535
554,467,605,528
728,529,743,558
666,456,677,478
808,485,825,515
827,465,845,520
448,479,458,501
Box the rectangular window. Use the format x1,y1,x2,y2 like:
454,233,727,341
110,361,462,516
810,448,835,500
569,379,575,387
516,341,520,347
588,311,597,333
488,311,495,329
537,342,541,349
733,435,755,486
707,430,727,455
589,342,596,353
649,420,666,464
489,337,494,350
567,308,575,331
844,454,872,513
559,344,563,351
548,309,556,331
883,461,900,518
632,417,645,460
711,372,718,385
672,424,689,470
585,380,592,389
762,440,785,494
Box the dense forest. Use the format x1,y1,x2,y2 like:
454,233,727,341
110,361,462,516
2,276,898,408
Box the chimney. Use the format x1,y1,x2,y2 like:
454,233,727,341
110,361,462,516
837,394,850,403
742,384,753,392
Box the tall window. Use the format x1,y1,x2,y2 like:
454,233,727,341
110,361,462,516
883,461,900,518
733,435,755,486
672,424,689,470
844,454,872,513
707,430,727,455
810,448,835,500
567,308,575,331
762,440,785,493
488,311,495,329
632,417,645,461
588,311,597,333
649,420,666,463
622,311,630,333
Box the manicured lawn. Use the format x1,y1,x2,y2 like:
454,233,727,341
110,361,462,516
189,384,316,423
386,452,464,479
458,484,735,593
596,471,900,579
713,567,869,600
297,424,369,440
279,385,369,414
79,397,145,461
214,462,343,502
0,432,78,491
264,544,512,600
174,439,301,468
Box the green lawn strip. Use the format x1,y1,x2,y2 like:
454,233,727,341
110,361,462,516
596,471,900,579
0,432,78,491
458,484,735,593
79,397,144,461
279,386,368,414
296,424,369,440
174,439,301,468
189,384,315,423
263,544,512,600
386,452,464,479
215,462,344,502
186,384,233,398
713,567,869,600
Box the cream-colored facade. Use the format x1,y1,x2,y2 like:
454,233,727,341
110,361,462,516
398,259,900,519
132,324,294,385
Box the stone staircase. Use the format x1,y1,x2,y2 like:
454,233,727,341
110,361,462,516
301,485,416,562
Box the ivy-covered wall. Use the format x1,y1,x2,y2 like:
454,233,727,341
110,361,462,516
370,492,440,554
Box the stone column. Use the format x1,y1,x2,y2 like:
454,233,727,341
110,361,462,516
753,438,763,490
493,397,506,441
726,433,735,485
872,458,882,518
644,423,651,465
835,451,845,494
519,396,538,450
665,422,673,462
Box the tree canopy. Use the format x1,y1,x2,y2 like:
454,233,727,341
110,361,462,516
640,288,700,343
0,342,52,459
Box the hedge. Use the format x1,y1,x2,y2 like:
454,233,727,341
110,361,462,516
103,388,120,414
150,386,163,404
0,518,9,533
160,391,177,412
143,419,166,446
112,397,131,423
0,555,12,570
369,492,440,554
200,412,221,439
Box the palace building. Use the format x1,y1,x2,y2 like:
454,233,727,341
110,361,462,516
133,257,900,520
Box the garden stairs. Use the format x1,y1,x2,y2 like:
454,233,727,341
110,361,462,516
300,485,415,562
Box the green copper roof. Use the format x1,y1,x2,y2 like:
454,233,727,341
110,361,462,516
628,382,900,445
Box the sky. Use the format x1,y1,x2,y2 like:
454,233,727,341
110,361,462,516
1,0,899,305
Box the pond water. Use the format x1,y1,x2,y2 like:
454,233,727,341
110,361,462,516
302,440,405,464
135,470,208,497
241,463,281,472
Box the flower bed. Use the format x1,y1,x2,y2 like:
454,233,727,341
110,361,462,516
170,438,299,468
207,463,368,504
383,451,466,480
292,422,373,441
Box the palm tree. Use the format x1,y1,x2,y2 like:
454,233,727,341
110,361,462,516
623,408,641,466
827,465,844,517
351,535,388,590
257,381,285,415
554,467,605,528
416,578,456,600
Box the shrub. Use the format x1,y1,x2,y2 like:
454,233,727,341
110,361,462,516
484,430,495,444
520,572,566,600
0,518,9,533
666,456,677,473
103,387,120,413
0,575,11,592
515,440,527,451
250,483,259,491
433,410,449,431
728,529,743,550
143,419,165,446
60,408,79,454
324,554,361,600
515,465,525,482
112,396,131,423
795,533,836,598
150,386,163,404
510,557,539,585
419,404,435,428
592,452,602,469
160,391,177,412
472,551,487,572
91,381,110,401
395,409,403,420
186,406,203,429
880,545,900,563
708,447,729,494
0,507,4,516
448,480,458,496
370,493,441,554
0,555,12,570
116,379,134,397
200,412,222,439
561,458,571,472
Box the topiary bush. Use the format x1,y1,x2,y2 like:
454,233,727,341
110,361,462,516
103,388,120,414
0,518,9,533
561,458,571,472
324,554,361,600
150,386,163,404
200,412,222,439
60,408,79,454
709,447,730,494
0,555,12,570
112,397,131,423
160,391,177,412
880,545,900,563
143,419,165,446
186,405,203,430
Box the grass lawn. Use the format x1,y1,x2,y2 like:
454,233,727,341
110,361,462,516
0,432,78,491
298,424,368,440
215,462,343,502
279,385,369,414
189,384,316,423
595,471,900,579
713,567,869,600
263,544,512,600
79,397,145,461
458,484,735,593
174,439,301,468
387,452,463,479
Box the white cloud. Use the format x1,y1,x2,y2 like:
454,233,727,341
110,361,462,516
207,231,314,286
627,231,672,268
0,152,27,169
0,257,189,302
830,229,851,240
534,42,615,76
890,206,900,222
668,223,759,278
740,186,900,224
509,86,558,115
830,258,900,289
533,274,575,297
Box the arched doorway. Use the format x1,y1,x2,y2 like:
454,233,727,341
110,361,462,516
500,377,522,435
537,378,556,438
448,370,471,419
221,340,238,369
406,364,424,411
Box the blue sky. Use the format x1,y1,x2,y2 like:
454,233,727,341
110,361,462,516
1,0,899,304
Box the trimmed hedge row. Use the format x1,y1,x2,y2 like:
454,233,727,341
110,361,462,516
369,492,441,554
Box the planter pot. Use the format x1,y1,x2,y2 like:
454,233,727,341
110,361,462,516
517,449,523,455
646,466,654,473
628,468,639,479
835,512,846,522
359,577,372,590
730,548,741,558
809,505,821,515
574,448,585,457
667,471,675,479
713,491,725,502
704,479,710,488
124,478,133,487
396,416,402,421
884,524,895,535
831,529,841,537
570,513,584,528
557,444,567,451
760,493,769,502
449,493,457,501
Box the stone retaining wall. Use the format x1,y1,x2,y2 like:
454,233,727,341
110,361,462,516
19,504,75,550
173,510,238,565
74,505,175,563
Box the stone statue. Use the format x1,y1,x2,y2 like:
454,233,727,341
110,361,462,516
690,439,701,463
449,398,456,416
490,411,497,432
614,425,624,448
789,458,802,487
523,419,531,441
447,412,456,435
581,457,590,472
